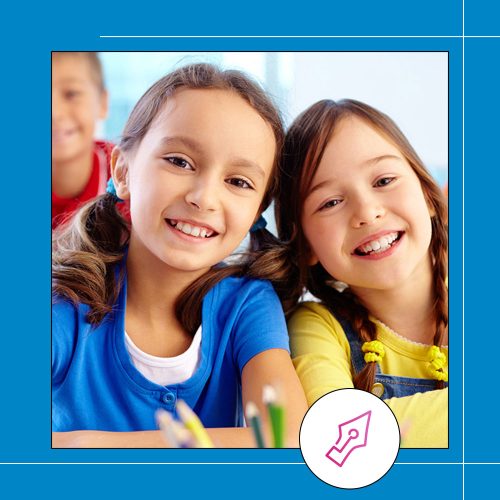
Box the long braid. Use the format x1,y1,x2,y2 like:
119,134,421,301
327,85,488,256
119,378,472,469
308,264,379,391
429,196,449,387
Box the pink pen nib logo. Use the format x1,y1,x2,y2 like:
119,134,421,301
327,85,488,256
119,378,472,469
325,410,371,467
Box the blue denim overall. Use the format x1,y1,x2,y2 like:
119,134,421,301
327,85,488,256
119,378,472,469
338,318,446,399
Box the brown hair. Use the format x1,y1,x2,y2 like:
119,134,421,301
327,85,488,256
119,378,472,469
53,63,289,333
276,99,448,391
52,52,106,92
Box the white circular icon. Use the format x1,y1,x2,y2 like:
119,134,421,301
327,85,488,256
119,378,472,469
300,388,400,489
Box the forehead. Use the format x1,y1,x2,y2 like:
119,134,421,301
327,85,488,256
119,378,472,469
322,115,403,167
52,54,99,87
154,88,269,129
147,88,276,153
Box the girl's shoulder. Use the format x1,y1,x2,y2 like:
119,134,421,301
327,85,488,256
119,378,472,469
52,294,78,317
207,275,283,319
215,274,277,298
289,300,346,334
52,295,92,331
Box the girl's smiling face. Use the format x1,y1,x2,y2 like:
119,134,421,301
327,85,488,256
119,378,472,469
302,116,433,293
114,88,276,275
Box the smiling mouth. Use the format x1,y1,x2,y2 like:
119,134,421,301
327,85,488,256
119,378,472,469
354,231,403,256
52,128,77,139
166,219,218,239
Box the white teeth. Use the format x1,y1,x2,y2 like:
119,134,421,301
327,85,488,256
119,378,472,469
359,232,399,255
170,220,213,238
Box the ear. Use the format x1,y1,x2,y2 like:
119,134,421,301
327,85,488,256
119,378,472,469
110,147,130,200
98,89,109,120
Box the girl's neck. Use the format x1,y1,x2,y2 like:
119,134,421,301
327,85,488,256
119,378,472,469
124,236,208,356
52,152,93,199
351,257,439,345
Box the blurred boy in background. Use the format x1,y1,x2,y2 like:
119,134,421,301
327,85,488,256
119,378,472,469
52,52,111,229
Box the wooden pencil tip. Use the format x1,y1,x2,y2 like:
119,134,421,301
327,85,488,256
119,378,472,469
245,401,259,419
263,384,277,404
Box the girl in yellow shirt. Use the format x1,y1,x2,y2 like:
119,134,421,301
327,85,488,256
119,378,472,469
276,99,448,448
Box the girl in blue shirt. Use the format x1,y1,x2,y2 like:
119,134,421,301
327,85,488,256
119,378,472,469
52,63,307,448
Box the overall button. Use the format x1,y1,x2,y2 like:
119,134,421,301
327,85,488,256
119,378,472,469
161,392,176,404
371,382,385,398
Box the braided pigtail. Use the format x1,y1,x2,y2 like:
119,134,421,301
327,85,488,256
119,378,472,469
308,264,380,391
350,300,380,392
428,192,449,386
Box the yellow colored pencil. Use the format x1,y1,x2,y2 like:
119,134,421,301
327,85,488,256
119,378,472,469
176,400,215,448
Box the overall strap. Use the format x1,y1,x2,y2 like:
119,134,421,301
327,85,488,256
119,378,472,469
337,316,377,376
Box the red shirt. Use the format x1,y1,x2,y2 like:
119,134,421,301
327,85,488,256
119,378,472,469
52,140,113,229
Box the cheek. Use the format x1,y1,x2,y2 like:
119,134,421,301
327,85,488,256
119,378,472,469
229,200,260,235
302,219,326,257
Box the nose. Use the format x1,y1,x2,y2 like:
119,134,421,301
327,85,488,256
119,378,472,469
350,194,385,228
184,174,220,212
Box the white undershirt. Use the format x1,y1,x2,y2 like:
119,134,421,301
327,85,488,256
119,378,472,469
124,327,202,386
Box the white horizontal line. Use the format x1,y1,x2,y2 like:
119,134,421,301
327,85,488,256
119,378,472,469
395,462,463,465
99,35,463,39
0,462,305,465
98,35,500,39
3,462,495,465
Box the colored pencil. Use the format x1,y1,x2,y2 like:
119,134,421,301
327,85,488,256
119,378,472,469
176,400,215,448
245,401,266,448
263,385,285,448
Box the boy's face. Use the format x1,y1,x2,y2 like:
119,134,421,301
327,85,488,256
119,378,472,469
52,54,108,165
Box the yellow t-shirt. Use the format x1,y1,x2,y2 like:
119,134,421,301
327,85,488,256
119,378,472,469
289,301,448,448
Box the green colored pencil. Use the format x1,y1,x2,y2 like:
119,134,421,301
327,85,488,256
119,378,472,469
245,401,266,448
263,385,285,448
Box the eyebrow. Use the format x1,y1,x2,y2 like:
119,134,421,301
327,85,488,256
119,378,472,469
159,136,266,179
307,154,404,197
366,154,404,166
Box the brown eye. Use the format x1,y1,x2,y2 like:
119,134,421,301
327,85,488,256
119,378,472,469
374,177,395,187
319,199,341,211
226,178,253,190
165,157,193,170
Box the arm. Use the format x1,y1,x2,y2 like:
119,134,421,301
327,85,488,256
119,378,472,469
53,281,307,448
289,302,355,406
53,348,306,448
240,348,308,447
52,349,307,448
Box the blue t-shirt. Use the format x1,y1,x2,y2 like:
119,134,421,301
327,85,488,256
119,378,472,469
52,272,290,432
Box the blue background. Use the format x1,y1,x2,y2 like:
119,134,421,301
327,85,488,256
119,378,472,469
2,0,495,496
